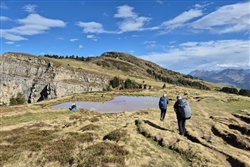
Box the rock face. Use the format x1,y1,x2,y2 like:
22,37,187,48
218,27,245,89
0,52,110,105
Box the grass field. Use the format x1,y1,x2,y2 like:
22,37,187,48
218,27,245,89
1,85,250,167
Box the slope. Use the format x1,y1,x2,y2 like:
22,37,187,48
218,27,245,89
0,86,249,167
0,51,214,105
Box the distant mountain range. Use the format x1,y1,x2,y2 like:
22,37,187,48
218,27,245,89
189,69,250,90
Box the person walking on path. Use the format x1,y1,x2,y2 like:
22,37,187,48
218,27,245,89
173,95,192,135
159,93,169,121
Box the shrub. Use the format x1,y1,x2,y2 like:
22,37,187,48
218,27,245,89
9,92,26,105
103,129,127,142
110,76,120,88
75,142,129,167
220,87,239,95
239,89,250,97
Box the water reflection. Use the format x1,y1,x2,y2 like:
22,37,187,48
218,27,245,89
51,96,159,113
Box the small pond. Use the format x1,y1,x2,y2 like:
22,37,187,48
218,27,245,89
51,96,160,113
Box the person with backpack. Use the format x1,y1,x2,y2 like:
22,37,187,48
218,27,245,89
159,93,169,121
173,95,192,135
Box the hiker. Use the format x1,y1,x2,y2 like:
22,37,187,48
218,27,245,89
69,103,77,111
159,93,169,121
173,95,192,136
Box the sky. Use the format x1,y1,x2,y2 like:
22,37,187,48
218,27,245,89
1,0,249,74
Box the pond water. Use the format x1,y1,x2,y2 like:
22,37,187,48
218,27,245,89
51,96,160,113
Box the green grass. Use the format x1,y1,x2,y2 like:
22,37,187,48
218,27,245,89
0,110,70,126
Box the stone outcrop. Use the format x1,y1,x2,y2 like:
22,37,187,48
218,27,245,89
0,52,110,105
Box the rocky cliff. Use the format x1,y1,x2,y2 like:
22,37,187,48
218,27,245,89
0,52,110,105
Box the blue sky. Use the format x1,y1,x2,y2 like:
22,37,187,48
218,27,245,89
1,0,249,74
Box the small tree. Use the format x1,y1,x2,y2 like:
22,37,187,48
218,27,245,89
110,76,120,88
124,79,133,89
239,89,250,97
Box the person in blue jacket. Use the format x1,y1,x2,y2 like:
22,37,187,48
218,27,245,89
159,93,169,121
69,103,77,111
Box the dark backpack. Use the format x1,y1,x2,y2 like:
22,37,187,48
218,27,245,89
159,97,168,109
177,98,192,119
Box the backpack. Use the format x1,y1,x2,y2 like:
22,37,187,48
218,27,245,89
177,98,192,119
159,97,168,109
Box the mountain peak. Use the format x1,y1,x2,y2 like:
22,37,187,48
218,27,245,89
189,69,250,89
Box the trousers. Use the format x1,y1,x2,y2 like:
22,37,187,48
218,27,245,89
160,108,167,121
177,115,186,135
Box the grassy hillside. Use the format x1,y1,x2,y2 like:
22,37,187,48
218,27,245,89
38,51,213,90
1,85,250,167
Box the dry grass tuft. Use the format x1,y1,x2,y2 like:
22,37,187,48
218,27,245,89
0,125,58,166
41,137,76,165
74,142,129,167
79,124,100,132
67,132,99,143
103,129,127,142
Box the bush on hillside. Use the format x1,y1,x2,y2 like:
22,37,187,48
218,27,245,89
239,89,250,97
220,87,238,94
219,87,250,97
10,92,26,105
110,77,138,90
124,78,137,89
110,76,120,88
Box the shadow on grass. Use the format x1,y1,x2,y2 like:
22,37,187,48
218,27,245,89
143,119,171,131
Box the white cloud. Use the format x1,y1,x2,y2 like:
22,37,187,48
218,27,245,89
114,5,151,33
23,4,37,13
139,39,249,74
117,16,151,32
17,14,65,27
5,41,14,44
87,35,98,41
144,41,158,49
1,14,66,41
79,45,83,49
144,41,156,44
70,38,79,42
0,16,10,21
1,32,27,41
162,9,203,31
216,64,239,68
57,37,64,40
190,1,250,34
114,5,137,18
76,5,155,34
77,21,105,33
193,3,211,9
